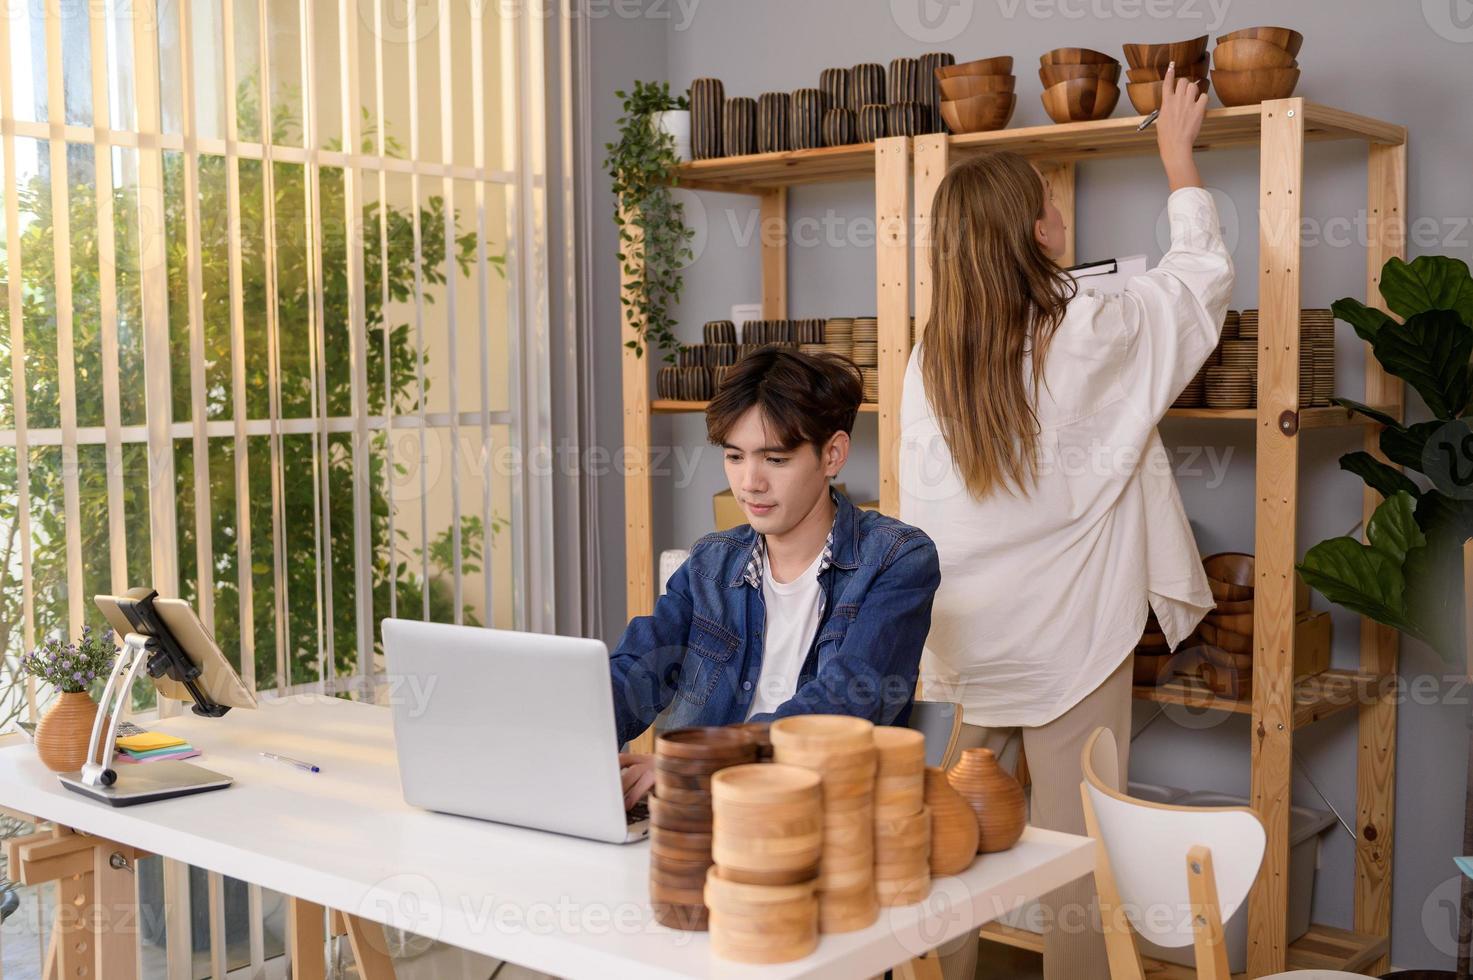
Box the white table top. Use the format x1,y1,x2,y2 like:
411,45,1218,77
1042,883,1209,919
0,697,1093,979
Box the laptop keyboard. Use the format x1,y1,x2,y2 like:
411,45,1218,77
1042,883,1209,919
626,800,650,825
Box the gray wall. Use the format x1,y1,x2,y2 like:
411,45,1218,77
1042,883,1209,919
590,0,1472,968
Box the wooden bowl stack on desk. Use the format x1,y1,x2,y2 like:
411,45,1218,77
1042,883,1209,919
648,728,758,930
872,727,931,906
771,715,880,933
706,764,823,962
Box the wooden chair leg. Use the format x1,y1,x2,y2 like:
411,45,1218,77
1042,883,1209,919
1081,784,1147,980
343,913,398,979
289,898,327,980
1186,845,1231,980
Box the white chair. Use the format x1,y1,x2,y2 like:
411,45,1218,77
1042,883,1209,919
905,700,963,769
1078,727,1371,980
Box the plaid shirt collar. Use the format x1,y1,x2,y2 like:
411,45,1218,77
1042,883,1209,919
741,493,838,590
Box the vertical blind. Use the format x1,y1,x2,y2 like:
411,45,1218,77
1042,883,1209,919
0,0,556,732
0,0,562,973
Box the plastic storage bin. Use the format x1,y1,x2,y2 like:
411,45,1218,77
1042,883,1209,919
1137,790,1335,972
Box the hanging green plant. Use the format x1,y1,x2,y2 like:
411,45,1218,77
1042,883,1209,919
604,80,694,363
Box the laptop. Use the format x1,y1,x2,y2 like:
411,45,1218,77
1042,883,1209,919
382,619,650,844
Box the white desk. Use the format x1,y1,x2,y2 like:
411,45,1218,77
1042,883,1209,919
0,698,1093,979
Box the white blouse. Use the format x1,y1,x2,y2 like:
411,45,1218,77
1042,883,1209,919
899,187,1235,728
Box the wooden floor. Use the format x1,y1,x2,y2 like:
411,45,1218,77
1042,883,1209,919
979,921,1389,978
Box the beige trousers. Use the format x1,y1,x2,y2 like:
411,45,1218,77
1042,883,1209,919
935,656,1133,980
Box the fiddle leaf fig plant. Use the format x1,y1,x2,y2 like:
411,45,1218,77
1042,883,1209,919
603,80,693,362
1297,255,1473,663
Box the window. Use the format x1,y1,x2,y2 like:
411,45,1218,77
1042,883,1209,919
0,0,569,974
0,0,554,726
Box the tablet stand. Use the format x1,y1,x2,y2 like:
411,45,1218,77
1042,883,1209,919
58,591,234,806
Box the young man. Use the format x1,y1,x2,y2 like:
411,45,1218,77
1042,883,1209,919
610,347,940,806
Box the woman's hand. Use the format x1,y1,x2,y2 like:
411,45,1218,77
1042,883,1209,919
619,752,655,809
1155,61,1208,192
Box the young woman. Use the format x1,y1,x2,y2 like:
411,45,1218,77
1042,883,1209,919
900,68,1231,980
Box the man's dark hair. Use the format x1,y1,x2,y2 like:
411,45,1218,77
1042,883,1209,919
706,346,863,452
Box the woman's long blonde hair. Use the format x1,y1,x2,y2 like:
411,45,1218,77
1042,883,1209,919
921,151,1076,499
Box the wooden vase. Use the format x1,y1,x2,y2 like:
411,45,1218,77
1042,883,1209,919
924,767,979,874
946,748,1026,853
34,691,103,773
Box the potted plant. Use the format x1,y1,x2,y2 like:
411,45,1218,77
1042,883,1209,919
19,625,116,772
1297,254,1473,977
603,80,694,363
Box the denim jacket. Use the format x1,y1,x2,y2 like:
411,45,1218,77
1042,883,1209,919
609,490,941,746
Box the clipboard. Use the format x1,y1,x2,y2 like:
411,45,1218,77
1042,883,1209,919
1065,254,1149,297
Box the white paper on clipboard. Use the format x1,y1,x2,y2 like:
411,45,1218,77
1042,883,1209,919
1064,254,1149,297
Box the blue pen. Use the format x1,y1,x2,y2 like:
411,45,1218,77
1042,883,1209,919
260,751,320,773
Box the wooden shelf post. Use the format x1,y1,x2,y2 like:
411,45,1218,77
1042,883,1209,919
619,203,656,755
1247,97,1306,977
1355,136,1407,976
760,187,788,318
877,136,911,516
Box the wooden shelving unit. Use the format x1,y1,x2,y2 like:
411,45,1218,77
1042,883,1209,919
621,100,1406,977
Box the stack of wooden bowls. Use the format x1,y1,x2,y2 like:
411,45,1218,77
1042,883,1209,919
708,764,823,964
1133,609,1173,685
705,870,818,964
1197,552,1256,698
649,728,758,930
1123,34,1210,114
936,56,1016,134
1211,27,1301,106
873,727,931,907
1039,48,1120,124
771,715,879,933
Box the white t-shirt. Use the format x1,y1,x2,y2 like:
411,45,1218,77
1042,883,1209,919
745,546,826,719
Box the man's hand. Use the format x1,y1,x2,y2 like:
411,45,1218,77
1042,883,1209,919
619,752,655,809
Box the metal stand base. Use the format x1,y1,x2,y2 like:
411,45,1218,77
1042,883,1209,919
58,760,233,807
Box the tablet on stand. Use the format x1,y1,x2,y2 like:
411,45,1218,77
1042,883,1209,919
57,589,256,807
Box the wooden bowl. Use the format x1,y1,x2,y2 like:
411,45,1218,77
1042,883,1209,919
1038,62,1121,88
1207,551,1254,589
657,727,759,761
1127,77,1210,115
770,714,874,749
1217,25,1304,57
1040,46,1118,66
1204,610,1253,634
1212,37,1298,71
935,55,1014,80
1197,620,1253,655
1134,650,1173,686
939,93,1016,134
937,72,1016,100
1041,77,1119,124
712,763,821,805
1211,67,1300,106
1214,596,1254,615
1122,34,1208,69
1126,56,1208,83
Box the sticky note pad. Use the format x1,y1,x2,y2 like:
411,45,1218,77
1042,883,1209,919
115,732,188,752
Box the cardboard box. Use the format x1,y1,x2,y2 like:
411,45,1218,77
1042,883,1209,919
713,484,858,531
